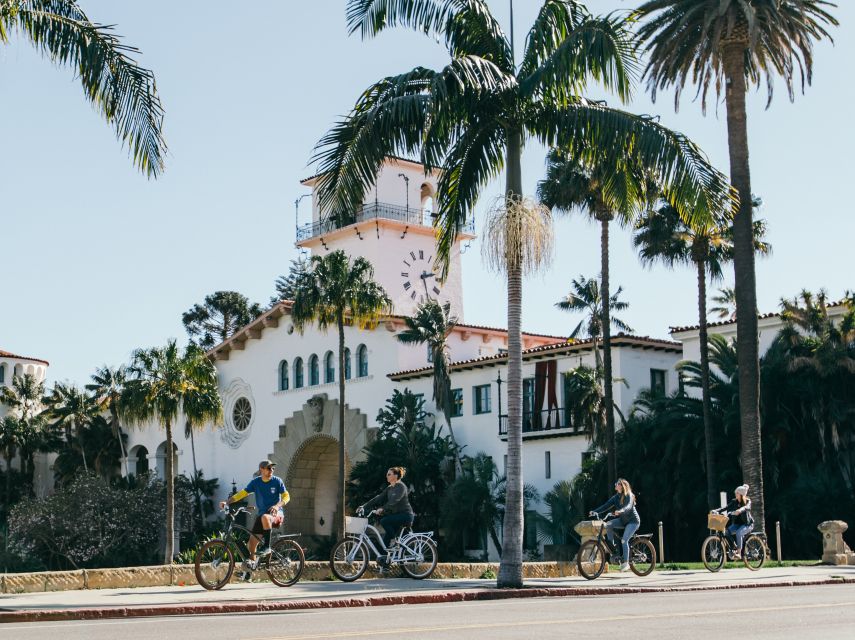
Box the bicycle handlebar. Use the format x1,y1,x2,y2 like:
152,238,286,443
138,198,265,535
222,505,256,516
588,511,616,522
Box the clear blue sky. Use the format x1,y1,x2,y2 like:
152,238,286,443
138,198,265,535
1,1,852,386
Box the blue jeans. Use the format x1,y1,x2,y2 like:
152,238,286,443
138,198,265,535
727,523,753,552
379,512,414,548
606,520,639,563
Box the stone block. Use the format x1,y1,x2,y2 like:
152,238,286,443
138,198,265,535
172,565,197,586
85,565,171,589
3,573,46,594
44,570,85,591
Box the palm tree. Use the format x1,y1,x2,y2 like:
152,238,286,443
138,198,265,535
182,291,264,349
538,149,653,488
396,299,462,473
86,366,129,477
0,373,52,494
44,383,98,473
291,250,392,540
711,287,737,321
122,340,222,563
0,415,24,507
313,0,732,587
633,201,771,508
1,0,166,176
636,0,839,532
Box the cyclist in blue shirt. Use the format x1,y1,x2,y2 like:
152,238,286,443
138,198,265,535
220,459,290,570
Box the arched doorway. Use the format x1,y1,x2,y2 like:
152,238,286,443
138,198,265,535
285,435,347,538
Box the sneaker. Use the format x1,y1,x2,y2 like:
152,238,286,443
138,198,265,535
236,571,252,582
377,555,389,568
619,563,631,572
242,559,258,571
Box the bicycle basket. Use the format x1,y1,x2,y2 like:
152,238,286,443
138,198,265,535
345,516,369,534
708,513,729,532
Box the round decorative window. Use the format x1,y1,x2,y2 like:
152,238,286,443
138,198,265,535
232,398,252,431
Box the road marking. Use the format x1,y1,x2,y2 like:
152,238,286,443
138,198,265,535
3,611,322,631
250,600,855,640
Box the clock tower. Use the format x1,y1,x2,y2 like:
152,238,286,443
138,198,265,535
297,158,474,320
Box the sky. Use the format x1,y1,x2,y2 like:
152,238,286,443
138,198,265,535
1,1,852,387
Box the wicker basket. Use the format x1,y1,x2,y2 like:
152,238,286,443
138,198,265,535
708,512,729,532
345,516,369,535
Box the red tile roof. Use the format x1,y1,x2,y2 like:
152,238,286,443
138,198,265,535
669,299,849,334
0,349,49,366
388,333,681,379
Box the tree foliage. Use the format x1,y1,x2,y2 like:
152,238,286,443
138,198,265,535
182,291,264,350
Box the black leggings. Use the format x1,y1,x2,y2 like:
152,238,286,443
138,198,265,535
379,512,414,547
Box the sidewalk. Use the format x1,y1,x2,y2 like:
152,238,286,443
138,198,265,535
2,564,853,623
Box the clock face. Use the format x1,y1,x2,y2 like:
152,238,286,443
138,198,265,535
400,249,442,303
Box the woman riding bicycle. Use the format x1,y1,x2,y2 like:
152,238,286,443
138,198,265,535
714,484,753,559
359,466,414,567
590,478,640,572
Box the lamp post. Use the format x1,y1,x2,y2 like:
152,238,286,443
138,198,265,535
496,371,503,435
397,173,410,212
295,193,311,248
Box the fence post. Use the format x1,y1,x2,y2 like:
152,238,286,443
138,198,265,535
776,521,782,562
658,521,664,566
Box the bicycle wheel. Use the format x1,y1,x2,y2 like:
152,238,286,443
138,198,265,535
701,535,726,572
266,538,305,587
329,538,369,582
195,539,234,590
576,540,607,580
742,535,766,571
401,537,438,579
629,537,656,576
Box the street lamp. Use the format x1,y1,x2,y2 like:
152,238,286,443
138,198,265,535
397,173,410,212
295,193,311,248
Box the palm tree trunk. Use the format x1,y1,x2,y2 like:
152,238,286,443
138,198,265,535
697,260,717,510
337,315,347,540
189,427,203,530
723,42,765,531
111,405,128,478
164,419,175,563
498,126,524,589
599,214,617,487
76,420,89,473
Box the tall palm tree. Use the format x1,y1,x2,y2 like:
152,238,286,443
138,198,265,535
122,341,222,563
291,250,392,540
0,415,24,506
313,0,732,587
0,373,51,493
636,0,839,532
395,299,462,473
538,149,654,488
86,366,129,477
44,382,98,473
1,0,167,177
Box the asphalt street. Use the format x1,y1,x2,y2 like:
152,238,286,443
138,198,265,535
2,583,853,640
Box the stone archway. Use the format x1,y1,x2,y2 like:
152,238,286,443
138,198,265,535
284,435,342,537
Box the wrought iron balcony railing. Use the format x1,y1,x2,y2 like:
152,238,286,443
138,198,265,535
296,201,474,242
498,408,590,438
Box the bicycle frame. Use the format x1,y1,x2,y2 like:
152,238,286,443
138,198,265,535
344,519,435,564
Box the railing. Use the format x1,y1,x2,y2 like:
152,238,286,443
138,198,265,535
498,408,589,437
296,201,475,242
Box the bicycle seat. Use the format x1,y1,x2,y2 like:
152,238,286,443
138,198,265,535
633,533,654,539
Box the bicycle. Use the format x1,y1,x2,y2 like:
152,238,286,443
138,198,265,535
701,511,767,572
329,509,438,582
194,505,305,590
576,512,657,580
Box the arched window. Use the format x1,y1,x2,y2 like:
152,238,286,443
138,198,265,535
344,348,352,380
0,363,5,385
357,344,368,377
324,351,335,383
133,446,149,477
294,357,304,389
278,360,289,391
420,182,436,218
309,354,320,386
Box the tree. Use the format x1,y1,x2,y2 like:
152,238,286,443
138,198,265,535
636,0,839,533
395,299,463,473
52,414,124,483
314,0,731,587
270,256,310,306
122,340,222,563
44,383,98,474
291,250,392,539
0,0,166,177
0,373,52,493
633,201,770,508
0,416,24,508
182,291,264,349
86,366,129,477
711,287,737,321
538,149,652,488
555,275,632,367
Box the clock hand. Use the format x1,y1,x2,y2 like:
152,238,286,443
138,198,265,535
420,271,436,280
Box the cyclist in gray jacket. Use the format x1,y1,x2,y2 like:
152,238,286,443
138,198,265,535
590,478,640,572
360,466,414,566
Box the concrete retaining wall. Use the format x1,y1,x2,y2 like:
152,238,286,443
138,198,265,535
0,561,576,594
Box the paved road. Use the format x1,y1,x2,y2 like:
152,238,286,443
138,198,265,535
2,584,853,639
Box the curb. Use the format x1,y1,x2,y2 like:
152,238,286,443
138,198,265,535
1,577,853,624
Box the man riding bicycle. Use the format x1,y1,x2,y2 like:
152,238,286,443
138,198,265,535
220,459,290,575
